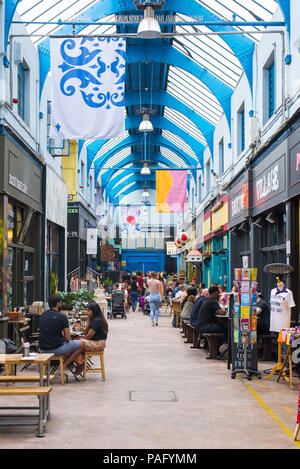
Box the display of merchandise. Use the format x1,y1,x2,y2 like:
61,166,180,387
231,268,261,380
270,284,296,332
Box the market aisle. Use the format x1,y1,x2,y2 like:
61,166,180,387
0,309,298,449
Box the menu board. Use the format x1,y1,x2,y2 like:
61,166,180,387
230,268,259,374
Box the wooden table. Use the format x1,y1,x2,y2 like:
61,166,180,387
0,353,53,405
0,353,54,435
8,318,31,347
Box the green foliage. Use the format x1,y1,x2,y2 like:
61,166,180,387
57,289,95,308
50,272,58,295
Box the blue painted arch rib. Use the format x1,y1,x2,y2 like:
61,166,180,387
93,135,198,182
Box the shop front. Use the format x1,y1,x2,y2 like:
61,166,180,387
67,202,97,286
228,169,251,283
251,139,288,300
44,165,68,298
202,207,212,288
287,120,300,320
0,132,42,313
210,195,229,288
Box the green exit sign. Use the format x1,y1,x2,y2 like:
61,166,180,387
68,208,79,214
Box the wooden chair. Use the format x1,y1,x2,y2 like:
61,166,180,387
51,355,69,385
171,301,182,328
83,351,106,381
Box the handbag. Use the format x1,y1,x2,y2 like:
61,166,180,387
3,338,18,354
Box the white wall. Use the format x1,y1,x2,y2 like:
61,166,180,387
188,1,300,225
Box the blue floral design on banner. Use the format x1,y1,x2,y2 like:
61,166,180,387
58,37,126,109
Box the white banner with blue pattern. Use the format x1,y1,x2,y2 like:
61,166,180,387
50,37,126,139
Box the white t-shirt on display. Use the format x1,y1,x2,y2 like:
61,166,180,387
269,287,296,332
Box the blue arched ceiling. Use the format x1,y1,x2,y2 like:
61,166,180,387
92,135,198,180
6,0,291,199
100,151,180,187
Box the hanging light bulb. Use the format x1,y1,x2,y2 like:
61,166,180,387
141,162,151,175
142,186,150,198
137,6,161,39
139,113,153,132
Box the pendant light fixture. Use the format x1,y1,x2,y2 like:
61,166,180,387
139,113,154,132
141,162,151,175
142,186,150,198
137,5,162,39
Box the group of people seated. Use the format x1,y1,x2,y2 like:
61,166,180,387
172,282,271,346
39,294,108,378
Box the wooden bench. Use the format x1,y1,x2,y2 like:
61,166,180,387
171,301,182,328
261,334,274,361
181,319,189,337
202,333,224,359
0,386,52,437
0,375,55,384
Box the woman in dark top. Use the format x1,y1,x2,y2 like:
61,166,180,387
73,302,108,375
128,275,139,311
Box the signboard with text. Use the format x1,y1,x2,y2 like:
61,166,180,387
251,142,287,217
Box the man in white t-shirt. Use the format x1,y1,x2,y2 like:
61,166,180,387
269,284,295,332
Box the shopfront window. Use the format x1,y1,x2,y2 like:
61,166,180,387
47,222,61,296
258,206,286,298
6,200,37,308
7,247,14,310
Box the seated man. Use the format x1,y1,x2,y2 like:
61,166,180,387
189,288,209,326
39,294,84,376
195,286,226,337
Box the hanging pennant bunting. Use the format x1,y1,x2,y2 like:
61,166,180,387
156,170,187,213
50,37,126,139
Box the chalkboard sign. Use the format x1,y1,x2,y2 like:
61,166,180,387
231,341,258,371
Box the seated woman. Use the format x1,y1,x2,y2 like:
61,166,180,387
72,302,108,375
180,286,198,321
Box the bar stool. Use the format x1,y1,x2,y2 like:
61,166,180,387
83,351,106,381
51,356,68,385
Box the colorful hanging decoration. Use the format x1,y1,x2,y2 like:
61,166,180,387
50,37,126,139
156,170,187,213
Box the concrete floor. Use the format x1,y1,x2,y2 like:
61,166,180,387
0,309,299,449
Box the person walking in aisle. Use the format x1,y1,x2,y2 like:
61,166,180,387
128,275,139,312
148,271,164,327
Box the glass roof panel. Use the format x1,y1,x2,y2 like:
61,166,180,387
167,66,222,126
16,1,116,44
110,172,134,190
116,182,137,197
97,148,132,177
161,129,197,161
108,164,134,181
193,0,279,42
93,131,129,162
163,107,206,145
160,147,187,168
174,13,242,88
